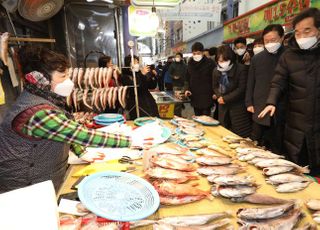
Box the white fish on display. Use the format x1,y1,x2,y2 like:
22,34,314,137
266,173,311,185
236,202,295,220
158,212,231,226
306,199,320,211
254,159,310,173
275,181,310,193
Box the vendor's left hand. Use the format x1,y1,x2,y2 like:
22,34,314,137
80,151,105,163
217,97,225,104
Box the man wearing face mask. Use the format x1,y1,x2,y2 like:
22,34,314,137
121,55,159,119
0,46,153,193
252,38,264,56
234,37,251,66
259,8,320,176
169,53,187,116
245,24,286,154
212,45,251,137
185,42,216,116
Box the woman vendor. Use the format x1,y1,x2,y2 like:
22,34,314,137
0,46,147,194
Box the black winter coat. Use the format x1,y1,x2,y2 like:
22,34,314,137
266,38,320,168
186,57,216,109
121,69,159,119
246,47,286,126
213,63,251,137
169,61,187,88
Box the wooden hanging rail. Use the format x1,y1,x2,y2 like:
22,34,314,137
8,37,56,43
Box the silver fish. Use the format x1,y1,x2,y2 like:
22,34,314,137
306,199,320,211
238,208,303,230
230,193,290,205
197,165,245,176
196,148,225,157
158,212,231,226
207,174,255,186
266,173,311,185
255,159,310,173
211,185,257,198
276,181,310,193
248,157,271,165
236,147,264,154
237,202,295,220
196,156,232,166
263,166,295,176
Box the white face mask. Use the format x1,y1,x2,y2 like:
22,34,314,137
175,57,181,62
217,60,233,72
253,46,264,55
265,42,281,53
235,48,246,56
53,78,74,97
193,54,203,62
296,36,318,50
133,63,140,72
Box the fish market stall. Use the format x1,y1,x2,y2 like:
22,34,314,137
58,119,320,229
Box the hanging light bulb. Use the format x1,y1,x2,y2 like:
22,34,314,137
150,6,159,29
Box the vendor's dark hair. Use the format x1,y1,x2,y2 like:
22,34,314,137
18,45,68,80
215,45,236,63
262,24,284,38
124,55,138,67
234,37,247,46
293,7,320,28
98,55,111,67
191,42,204,52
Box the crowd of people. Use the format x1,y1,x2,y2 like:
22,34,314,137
156,8,320,176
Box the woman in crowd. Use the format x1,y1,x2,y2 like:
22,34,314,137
212,45,251,137
0,46,147,194
121,55,159,119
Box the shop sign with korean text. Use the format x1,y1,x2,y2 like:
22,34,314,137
223,0,314,42
159,2,221,22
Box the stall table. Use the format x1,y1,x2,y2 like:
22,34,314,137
58,121,320,229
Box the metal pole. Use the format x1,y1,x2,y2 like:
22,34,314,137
128,41,140,118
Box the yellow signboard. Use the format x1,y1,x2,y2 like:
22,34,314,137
223,0,314,42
